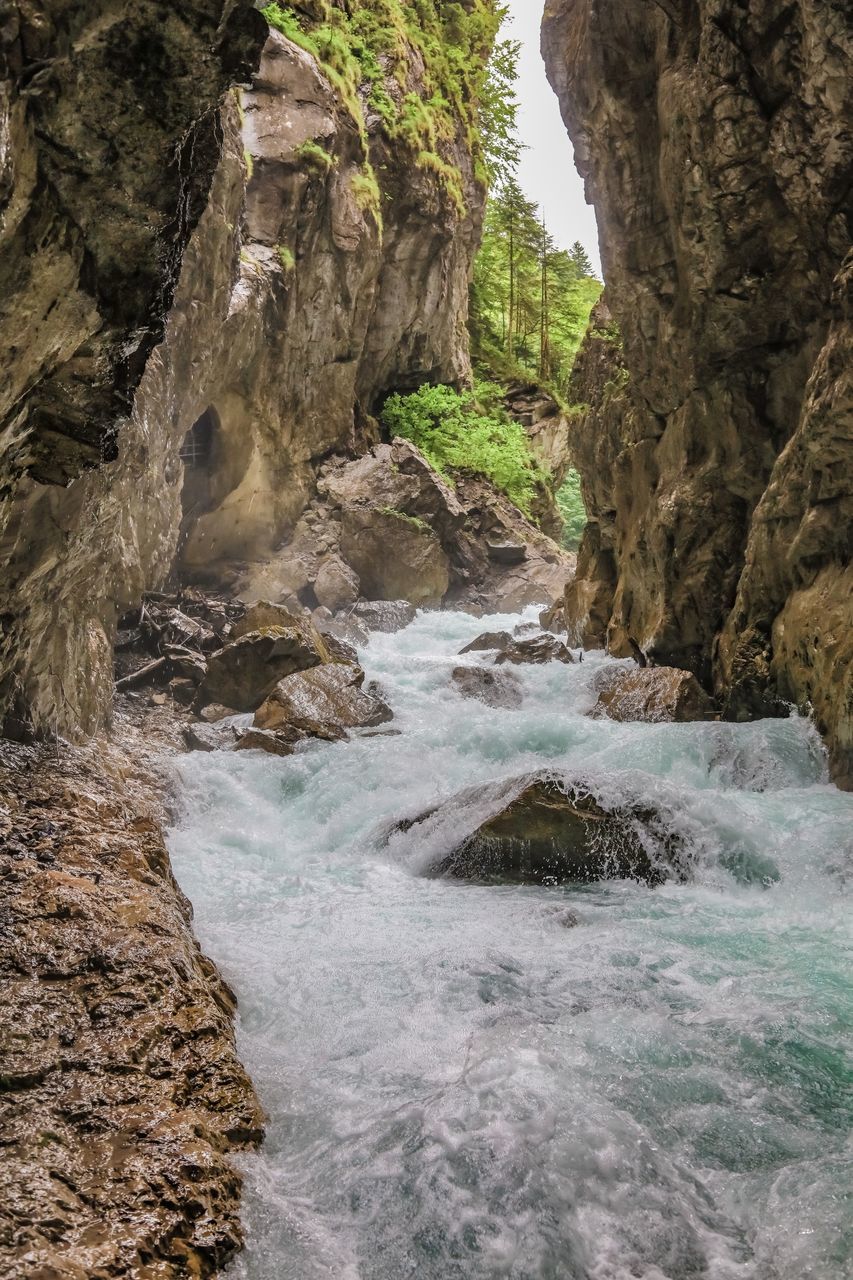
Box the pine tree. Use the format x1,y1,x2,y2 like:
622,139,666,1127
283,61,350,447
569,241,595,277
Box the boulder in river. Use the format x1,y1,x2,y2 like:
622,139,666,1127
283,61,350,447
592,667,716,723
494,634,575,666
451,666,523,709
401,774,685,885
254,663,393,742
459,630,515,654
235,728,301,758
197,626,324,713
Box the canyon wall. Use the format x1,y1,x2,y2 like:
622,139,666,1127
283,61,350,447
543,0,853,785
0,12,490,741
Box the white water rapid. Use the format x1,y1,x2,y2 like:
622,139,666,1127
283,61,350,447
168,608,853,1280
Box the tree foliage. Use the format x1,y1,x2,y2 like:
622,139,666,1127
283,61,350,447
470,179,602,395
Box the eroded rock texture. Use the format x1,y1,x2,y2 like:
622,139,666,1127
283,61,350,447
0,18,486,742
0,722,264,1278
0,0,266,739
543,0,853,784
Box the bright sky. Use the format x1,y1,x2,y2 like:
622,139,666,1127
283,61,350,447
502,0,602,278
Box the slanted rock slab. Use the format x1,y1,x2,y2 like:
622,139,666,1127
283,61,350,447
197,626,324,713
254,663,393,741
459,630,515,655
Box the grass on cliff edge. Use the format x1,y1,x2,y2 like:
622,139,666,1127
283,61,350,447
260,1,500,212
381,382,547,515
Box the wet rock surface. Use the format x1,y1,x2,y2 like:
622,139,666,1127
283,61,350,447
542,0,853,784
0,717,263,1279
254,664,393,743
451,666,524,710
592,667,717,724
415,775,686,885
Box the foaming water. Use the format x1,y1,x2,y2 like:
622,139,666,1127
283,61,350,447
168,609,853,1280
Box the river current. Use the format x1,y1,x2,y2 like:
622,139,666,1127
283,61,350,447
168,608,853,1280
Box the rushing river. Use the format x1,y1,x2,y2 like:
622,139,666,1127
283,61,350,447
168,608,853,1280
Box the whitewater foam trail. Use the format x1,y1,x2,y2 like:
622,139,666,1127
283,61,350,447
168,608,853,1280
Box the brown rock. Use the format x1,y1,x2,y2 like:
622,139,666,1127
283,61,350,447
422,776,685,885
198,627,323,713
235,728,299,757
592,667,716,724
315,556,361,612
494,635,575,666
459,631,515,654
0,719,263,1279
451,666,523,709
340,507,450,606
254,663,393,741
230,600,304,640
199,702,239,723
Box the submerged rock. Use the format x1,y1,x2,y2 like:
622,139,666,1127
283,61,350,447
451,666,524,709
183,722,240,753
254,663,393,742
592,667,717,724
418,776,684,885
197,626,324,713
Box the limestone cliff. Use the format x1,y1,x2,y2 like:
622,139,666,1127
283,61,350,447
543,0,853,785
0,9,492,741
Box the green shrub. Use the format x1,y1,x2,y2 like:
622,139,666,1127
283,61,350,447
555,469,587,551
380,382,545,514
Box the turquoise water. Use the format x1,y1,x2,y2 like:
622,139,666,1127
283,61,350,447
168,609,853,1280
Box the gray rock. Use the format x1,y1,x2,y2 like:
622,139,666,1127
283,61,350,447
451,666,523,709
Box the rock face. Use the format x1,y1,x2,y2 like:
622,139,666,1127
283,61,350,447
0,14,490,742
0,1,265,741
542,0,853,785
240,438,575,618
0,725,263,1279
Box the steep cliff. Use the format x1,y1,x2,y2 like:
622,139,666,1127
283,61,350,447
0,3,496,742
543,0,853,784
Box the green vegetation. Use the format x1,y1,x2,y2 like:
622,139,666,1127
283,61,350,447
276,244,295,273
470,177,602,395
555,470,587,551
296,139,335,172
377,506,432,535
350,164,383,229
259,1,500,211
381,382,546,514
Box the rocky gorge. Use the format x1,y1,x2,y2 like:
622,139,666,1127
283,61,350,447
542,0,853,787
0,0,851,1277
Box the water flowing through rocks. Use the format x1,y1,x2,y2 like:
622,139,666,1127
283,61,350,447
168,609,853,1280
